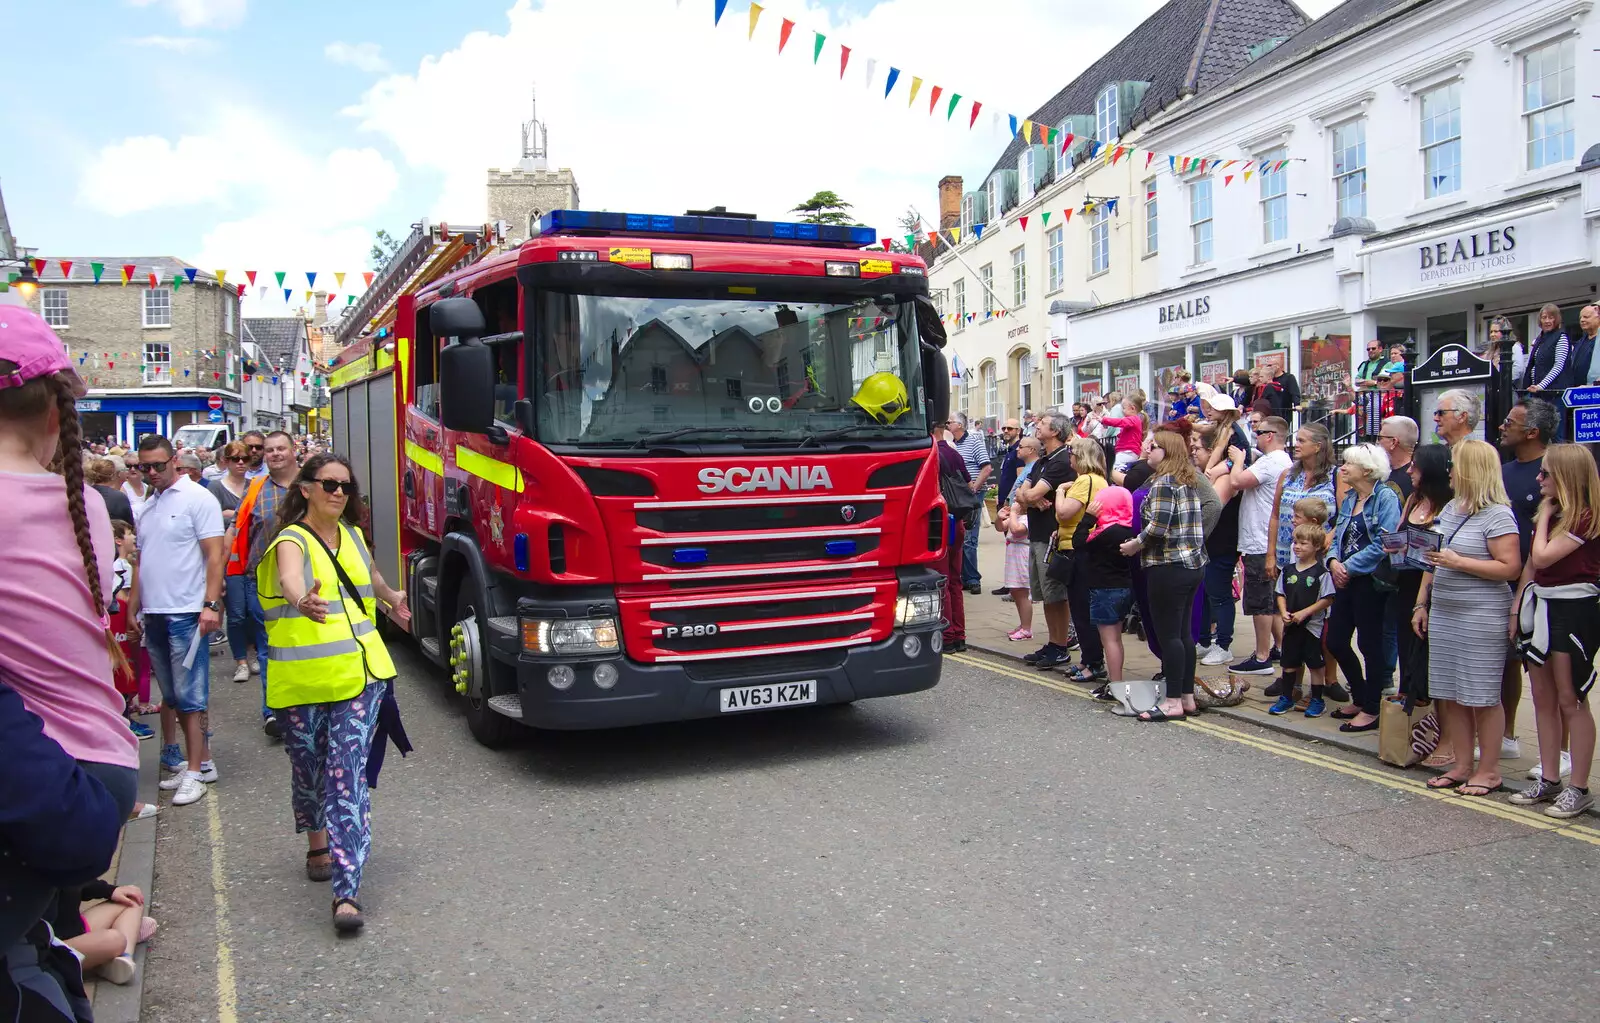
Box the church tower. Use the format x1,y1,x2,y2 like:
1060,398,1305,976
487,88,580,244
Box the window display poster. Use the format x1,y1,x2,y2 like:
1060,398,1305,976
1078,379,1102,399
1252,349,1288,378
1115,374,1141,396
1302,332,1353,408
1199,359,1231,387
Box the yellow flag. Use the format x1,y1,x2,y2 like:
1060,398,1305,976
215,270,227,285
907,77,923,107
748,2,762,39
950,227,962,245
305,290,314,303
1243,170,1253,182
334,271,346,289
1020,119,1032,141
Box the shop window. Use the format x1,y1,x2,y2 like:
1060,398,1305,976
1258,147,1288,243
1245,329,1291,380
40,288,68,328
1152,345,1189,416
1189,180,1213,265
1090,206,1111,276
1074,362,1104,403
1420,82,1462,198
953,278,966,332
143,342,171,385
143,287,172,328
1298,319,1354,425
1011,245,1027,307
1195,338,1231,391
1143,181,1158,256
1523,38,1575,171
1331,120,1367,220
1046,227,1064,293
1110,355,1142,402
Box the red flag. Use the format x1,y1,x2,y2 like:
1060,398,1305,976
778,17,794,53
1146,151,1155,168
30,258,45,277
245,270,258,286
58,260,73,280
969,100,982,128
880,239,892,251
1019,215,1029,232
362,271,374,287
1224,175,1234,186
928,85,942,114
215,372,221,380
839,45,851,79
236,283,246,298
148,272,158,288
1063,209,1073,223
1060,132,1074,154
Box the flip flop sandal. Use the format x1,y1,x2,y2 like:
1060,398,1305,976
1137,706,1186,723
1427,775,1467,790
331,898,364,933
1423,752,1456,768
1457,782,1499,797
306,847,333,883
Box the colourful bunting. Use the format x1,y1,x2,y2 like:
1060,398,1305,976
946,92,961,120
274,271,286,288
865,57,876,88
362,272,374,287
58,260,73,280
1224,175,1234,186
91,262,105,283
1063,209,1073,223
713,0,728,27
928,85,942,114
1018,215,1028,232
305,271,317,289
1040,211,1050,226
1087,140,1103,158
971,223,984,240
215,270,227,285
171,272,182,291
884,66,899,98
147,272,158,288
120,264,134,286
1009,114,1018,137
1169,155,1177,173
950,227,962,244
347,295,356,305
246,270,258,287
29,258,45,277
283,288,292,302
839,44,850,79
1060,132,1074,154
236,284,245,298
907,76,922,107
1020,118,1032,142
812,30,825,63
1146,151,1155,168
1244,170,1253,182
969,100,981,128
747,2,762,39
778,17,794,53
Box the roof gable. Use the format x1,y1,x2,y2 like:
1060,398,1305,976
242,317,308,370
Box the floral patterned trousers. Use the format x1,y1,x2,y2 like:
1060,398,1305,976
282,681,384,901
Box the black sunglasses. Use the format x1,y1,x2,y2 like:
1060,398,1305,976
135,460,169,473
311,478,356,496
247,444,264,451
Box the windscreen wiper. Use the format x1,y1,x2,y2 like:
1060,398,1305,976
629,426,764,449
797,424,904,448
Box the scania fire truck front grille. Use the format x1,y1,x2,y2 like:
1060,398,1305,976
639,535,883,569
635,500,885,533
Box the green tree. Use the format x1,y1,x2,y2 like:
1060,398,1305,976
790,190,856,226
369,229,402,272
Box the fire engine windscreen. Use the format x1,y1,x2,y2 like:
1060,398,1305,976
534,292,927,447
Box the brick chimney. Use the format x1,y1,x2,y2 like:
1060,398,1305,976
312,290,328,327
937,175,963,230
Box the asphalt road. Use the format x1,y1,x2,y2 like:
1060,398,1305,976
140,645,1599,1023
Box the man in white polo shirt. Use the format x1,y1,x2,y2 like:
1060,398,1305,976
129,434,225,807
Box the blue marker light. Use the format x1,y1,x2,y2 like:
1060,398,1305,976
825,541,858,557
536,210,877,249
672,548,710,564
513,533,530,572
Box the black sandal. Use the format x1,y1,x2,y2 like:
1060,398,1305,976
306,847,332,883
1136,706,1186,723
332,897,364,933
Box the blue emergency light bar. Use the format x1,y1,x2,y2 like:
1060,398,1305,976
534,209,879,249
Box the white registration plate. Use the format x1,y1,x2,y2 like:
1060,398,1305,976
719,680,818,713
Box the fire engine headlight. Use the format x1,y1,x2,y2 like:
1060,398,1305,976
521,617,621,656
651,253,693,270
824,261,860,277
895,591,943,629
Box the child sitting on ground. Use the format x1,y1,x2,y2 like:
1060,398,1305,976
1271,524,1337,718
52,881,158,985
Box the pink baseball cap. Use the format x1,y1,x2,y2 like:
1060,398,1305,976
0,305,83,395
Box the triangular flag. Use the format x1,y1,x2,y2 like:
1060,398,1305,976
182,268,197,283
1106,199,1118,215
1019,215,1029,232
439,222,450,240
58,260,73,280
362,272,374,287
747,2,762,39
1112,145,1126,164
904,234,915,250
880,239,893,252
29,258,44,277
334,272,345,289
215,270,227,284
1087,140,1103,158
305,291,314,303
171,273,182,291
971,223,984,240
1244,170,1253,182
1224,175,1234,186
283,288,293,303
884,67,899,98
946,92,961,120
713,0,728,26
1169,155,1177,173
1063,209,1073,223
865,57,876,88
929,85,942,114
148,272,158,288
259,287,268,300
246,270,258,286
236,284,245,298
1146,151,1155,168
1041,211,1051,226
812,30,825,63
1009,115,1019,137
347,295,356,305
839,44,851,79
778,17,794,53
275,271,286,287
91,262,105,283
969,100,981,128
950,227,961,244
1020,118,1031,141
306,271,317,289
120,264,135,285
907,76,922,107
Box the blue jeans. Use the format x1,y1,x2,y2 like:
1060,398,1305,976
1201,557,1237,649
241,576,271,720
961,519,980,587
144,612,210,714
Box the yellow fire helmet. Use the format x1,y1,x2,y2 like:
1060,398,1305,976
851,372,911,424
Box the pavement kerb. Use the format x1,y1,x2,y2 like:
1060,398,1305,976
92,724,161,1023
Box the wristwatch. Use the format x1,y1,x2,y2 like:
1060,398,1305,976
203,600,222,612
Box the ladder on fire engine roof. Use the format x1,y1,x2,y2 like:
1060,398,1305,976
335,220,508,349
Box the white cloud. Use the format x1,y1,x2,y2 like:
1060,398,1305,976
324,41,388,73
128,35,211,52
128,0,248,30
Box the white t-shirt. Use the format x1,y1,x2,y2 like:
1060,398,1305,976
136,474,225,614
1238,448,1292,556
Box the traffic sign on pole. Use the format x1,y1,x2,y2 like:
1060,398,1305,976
207,394,225,411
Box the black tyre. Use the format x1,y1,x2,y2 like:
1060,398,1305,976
453,578,522,749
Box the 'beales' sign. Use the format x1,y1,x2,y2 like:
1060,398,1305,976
1418,226,1516,281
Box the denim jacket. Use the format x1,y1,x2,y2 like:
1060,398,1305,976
1330,483,1402,577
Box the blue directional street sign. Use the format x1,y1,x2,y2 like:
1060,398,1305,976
208,409,224,422
1562,386,1600,408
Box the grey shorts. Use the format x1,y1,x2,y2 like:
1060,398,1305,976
1029,541,1069,605
1241,554,1276,617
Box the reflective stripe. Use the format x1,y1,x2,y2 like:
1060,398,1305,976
264,600,346,621
406,439,444,476
350,618,377,637
455,445,524,492
267,637,362,661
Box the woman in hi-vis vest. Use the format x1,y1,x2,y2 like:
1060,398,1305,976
256,453,410,933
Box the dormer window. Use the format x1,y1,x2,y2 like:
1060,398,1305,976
1020,148,1035,202
985,177,999,229
1095,85,1119,143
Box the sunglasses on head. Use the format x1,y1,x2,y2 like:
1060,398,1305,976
310,478,356,496
135,460,169,473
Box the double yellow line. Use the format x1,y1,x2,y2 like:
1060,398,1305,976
946,650,1600,849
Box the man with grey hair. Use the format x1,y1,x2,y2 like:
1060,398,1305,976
175,451,206,486
1377,415,1419,498
1433,388,1480,446
945,412,992,594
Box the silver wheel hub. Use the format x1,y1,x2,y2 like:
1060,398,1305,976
448,616,485,700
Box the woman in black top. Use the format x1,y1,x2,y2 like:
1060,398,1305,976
1523,303,1571,396
1080,485,1137,696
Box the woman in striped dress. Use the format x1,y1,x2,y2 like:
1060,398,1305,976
1413,440,1523,797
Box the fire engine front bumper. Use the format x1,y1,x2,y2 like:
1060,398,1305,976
500,630,944,730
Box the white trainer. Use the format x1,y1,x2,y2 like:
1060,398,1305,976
1526,751,1573,780
158,760,217,787
232,662,250,683
1501,736,1522,760
171,775,206,806
1201,645,1232,665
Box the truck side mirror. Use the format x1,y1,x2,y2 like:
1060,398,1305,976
429,297,486,341
914,294,946,350
439,340,496,434
922,345,949,426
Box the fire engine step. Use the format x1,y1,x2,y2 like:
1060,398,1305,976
419,637,441,659
486,694,523,719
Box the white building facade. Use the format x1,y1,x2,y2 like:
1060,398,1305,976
1062,0,1600,424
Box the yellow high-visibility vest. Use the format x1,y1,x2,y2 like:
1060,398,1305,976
256,522,397,709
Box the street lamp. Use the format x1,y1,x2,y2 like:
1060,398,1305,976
10,264,38,301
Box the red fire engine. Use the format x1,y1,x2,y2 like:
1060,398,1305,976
330,209,952,746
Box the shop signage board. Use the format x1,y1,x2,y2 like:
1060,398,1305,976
1364,204,1589,306
1564,387,1600,444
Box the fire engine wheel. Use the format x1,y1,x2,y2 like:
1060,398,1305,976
451,583,520,749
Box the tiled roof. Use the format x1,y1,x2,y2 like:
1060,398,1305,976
1210,0,1423,93
984,0,1308,184
242,317,306,371
30,257,219,285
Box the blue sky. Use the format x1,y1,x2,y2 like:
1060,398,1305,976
3,0,1340,314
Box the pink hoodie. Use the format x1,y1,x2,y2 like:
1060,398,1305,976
1098,413,1145,456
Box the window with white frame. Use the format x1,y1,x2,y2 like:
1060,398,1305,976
985,179,999,231
224,295,234,335
979,263,994,313
1010,245,1027,307
1523,37,1575,171
961,369,972,416
143,342,171,384
40,288,68,328
1020,149,1035,202
1017,350,1034,413
953,277,966,332
1259,146,1288,243
1054,121,1071,177
1046,226,1064,293
961,194,974,231
1420,82,1462,198
1090,205,1111,276
1052,355,1067,407
142,287,172,328
1095,85,1119,143
984,363,999,421
1144,180,1158,256
1189,179,1214,265
1331,119,1367,220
